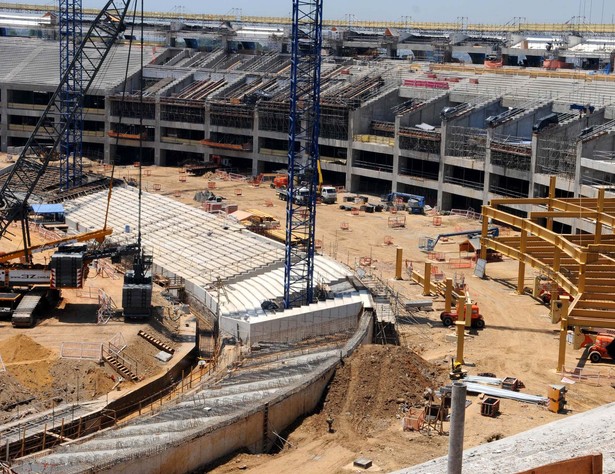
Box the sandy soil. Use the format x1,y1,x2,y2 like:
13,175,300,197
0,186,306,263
141,169,612,474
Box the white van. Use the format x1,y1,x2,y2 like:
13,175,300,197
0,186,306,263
320,186,337,204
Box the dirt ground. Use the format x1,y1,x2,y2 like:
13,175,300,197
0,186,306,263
1,163,614,471
133,168,612,474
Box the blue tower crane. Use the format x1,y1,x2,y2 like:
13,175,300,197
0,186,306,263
283,0,324,308
59,0,84,190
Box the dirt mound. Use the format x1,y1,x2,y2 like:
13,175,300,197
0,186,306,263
318,344,444,437
0,334,51,363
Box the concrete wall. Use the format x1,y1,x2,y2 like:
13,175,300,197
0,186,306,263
96,312,372,474
219,297,363,345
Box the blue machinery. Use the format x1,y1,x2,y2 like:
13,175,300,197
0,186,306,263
59,0,84,190
420,227,500,252
283,0,324,308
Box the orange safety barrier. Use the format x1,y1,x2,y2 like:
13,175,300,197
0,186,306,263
359,257,372,266
207,181,216,190
153,183,162,191
428,252,446,262
179,175,187,182
433,216,442,226
384,235,394,245
351,208,360,216
145,169,151,177
173,191,181,198
315,239,323,249
340,222,350,230
390,207,397,214
448,258,473,269
235,188,243,196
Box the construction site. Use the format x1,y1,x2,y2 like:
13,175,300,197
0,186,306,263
0,1,614,474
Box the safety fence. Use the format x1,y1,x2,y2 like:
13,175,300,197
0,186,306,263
560,365,615,386
60,342,103,362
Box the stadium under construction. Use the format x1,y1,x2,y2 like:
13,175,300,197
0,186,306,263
0,3,615,474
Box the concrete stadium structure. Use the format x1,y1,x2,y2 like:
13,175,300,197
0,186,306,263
8,186,372,473
1,33,615,230
2,9,615,472
64,187,364,345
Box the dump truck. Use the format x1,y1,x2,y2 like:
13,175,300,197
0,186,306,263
440,300,485,329
277,187,309,205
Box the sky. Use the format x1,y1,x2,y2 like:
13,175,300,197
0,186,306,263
20,0,615,24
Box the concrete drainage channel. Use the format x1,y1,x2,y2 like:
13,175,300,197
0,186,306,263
10,312,371,474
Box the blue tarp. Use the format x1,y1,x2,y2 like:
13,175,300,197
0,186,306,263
31,204,64,215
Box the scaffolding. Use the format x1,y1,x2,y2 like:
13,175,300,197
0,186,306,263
160,101,205,124
110,97,156,119
446,126,487,160
209,103,254,129
399,126,441,153
535,135,577,177
490,133,532,171
320,105,348,140
259,103,290,133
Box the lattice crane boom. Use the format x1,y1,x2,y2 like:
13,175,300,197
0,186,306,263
59,0,84,190
0,0,132,243
283,0,323,308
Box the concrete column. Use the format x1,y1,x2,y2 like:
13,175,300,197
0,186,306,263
483,127,494,206
153,96,162,165
572,141,583,233
392,116,401,191
447,382,467,474
252,107,260,176
345,112,355,192
529,133,538,197
437,119,448,210
204,102,211,154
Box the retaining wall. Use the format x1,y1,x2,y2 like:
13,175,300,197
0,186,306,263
94,311,372,474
